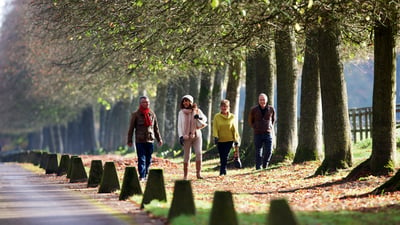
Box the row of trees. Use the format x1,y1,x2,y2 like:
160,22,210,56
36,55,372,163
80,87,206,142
1,1,400,189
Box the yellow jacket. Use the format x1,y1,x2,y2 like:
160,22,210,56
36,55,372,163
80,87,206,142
212,112,240,143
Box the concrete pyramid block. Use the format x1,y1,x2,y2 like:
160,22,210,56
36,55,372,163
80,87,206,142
140,169,167,209
98,161,120,193
168,180,196,221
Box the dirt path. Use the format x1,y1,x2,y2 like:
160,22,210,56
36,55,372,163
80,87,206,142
0,163,167,225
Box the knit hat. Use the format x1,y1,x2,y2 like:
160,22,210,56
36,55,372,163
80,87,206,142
181,95,194,103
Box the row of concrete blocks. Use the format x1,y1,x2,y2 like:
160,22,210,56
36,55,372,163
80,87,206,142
1,150,300,225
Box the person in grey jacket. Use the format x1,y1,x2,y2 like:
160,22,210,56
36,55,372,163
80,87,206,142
127,96,163,181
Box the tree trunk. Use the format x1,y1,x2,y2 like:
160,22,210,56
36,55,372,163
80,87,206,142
164,82,178,148
103,108,112,152
293,28,323,163
67,119,82,154
255,46,275,107
27,131,42,150
372,168,400,195
315,18,352,175
370,16,397,174
99,105,107,150
226,57,242,117
241,51,258,166
273,27,299,163
199,69,214,147
155,83,167,136
189,70,201,101
107,101,129,151
42,126,53,153
54,124,64,154
212,66,226,117
80,105,97,154
49,125,59,153
346,8,397,181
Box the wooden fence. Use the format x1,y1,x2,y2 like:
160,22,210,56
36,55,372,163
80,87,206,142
349,104,400,143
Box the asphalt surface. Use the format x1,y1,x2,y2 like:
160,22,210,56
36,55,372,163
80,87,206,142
0,163,134,225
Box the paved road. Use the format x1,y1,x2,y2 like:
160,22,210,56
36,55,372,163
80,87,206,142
0,163,134,225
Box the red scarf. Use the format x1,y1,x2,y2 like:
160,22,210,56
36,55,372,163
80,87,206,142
139,105,152,127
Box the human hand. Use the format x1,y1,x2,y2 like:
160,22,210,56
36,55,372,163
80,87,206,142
234,142,239,147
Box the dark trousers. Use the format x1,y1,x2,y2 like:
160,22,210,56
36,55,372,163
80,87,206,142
135,142,154,178
218,141,233,175
254,133,272,169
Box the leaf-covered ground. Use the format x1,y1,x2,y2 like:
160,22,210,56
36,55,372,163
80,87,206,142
76,153,400,215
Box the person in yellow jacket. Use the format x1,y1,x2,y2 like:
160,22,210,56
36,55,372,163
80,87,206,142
212,99,241,175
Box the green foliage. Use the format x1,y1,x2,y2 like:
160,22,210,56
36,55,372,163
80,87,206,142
97,97,111,110
115,146,134,155
157,147,182,159
138,199,400,225
397,137,400,149
353,138,372,149
93,148,106,155
297,209,400,225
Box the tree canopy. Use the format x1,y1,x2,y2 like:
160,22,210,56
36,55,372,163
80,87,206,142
0,0,399,133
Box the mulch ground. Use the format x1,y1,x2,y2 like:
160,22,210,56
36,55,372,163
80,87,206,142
33,153,400,224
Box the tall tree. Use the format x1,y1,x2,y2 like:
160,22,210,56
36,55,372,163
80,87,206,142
273,26,299,163
164,82,178,148
80,105,97,153
315,14,352,175
155,82,168,136
212,66,226,117
369,4,397,174
241,51,258,166
255,46,275,107
225,57,242,116
293,28,323,163
346,1,398,180
198,69,215,147
189,71,201,102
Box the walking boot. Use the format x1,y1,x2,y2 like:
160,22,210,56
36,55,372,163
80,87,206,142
196,160,203,179
183,162,188,180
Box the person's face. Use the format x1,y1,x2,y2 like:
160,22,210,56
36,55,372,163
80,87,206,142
140,98,150,109
220,104,229,114
182,98,191,108
258,95,267,108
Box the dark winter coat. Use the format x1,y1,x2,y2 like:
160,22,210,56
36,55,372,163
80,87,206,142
248,105,276,134
127,109,162,144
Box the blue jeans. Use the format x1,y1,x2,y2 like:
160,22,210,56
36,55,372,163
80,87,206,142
254,133,272,169
135,142,154,178
217,141,233,175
